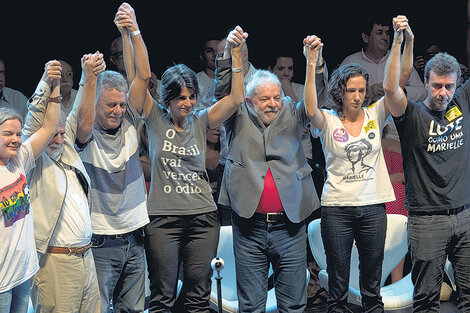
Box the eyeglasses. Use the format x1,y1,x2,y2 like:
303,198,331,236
61,72,73,78
111,51,124,59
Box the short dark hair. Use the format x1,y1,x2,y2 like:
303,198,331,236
360,15,390,36
159,64,199,106
327,63,371,116
267,46,295,69
424,52,461,82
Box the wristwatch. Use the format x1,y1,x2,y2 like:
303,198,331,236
49,96,62,103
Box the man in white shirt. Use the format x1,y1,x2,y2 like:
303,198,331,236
58,60,78,117
25,52,105,313
340,16,426,103
195,38,220,110
0,59,28,119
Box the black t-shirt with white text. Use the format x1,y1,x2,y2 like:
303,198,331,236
393,80,470,212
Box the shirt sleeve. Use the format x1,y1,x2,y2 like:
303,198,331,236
392,100,415,138
18,140,36,175
403,68,427,102
22,80,51,139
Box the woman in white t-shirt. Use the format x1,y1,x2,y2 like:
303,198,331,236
0,61,61,313
304,17,414,312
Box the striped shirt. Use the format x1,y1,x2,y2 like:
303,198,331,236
76,104,149,235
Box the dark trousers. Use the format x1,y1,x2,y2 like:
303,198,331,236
321,204,387,313
408,207,470,312
144,211,220,313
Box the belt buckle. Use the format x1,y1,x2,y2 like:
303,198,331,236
445,208,456,215
67,247,73,256
266,213,279,223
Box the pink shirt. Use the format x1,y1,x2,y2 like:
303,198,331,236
256,168,284,214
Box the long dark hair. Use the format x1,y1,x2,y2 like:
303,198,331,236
159,64,199,107
327,63,371,116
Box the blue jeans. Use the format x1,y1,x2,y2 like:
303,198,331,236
321,204,387,313
91,229,146,313
408,206,470,312
0,279,30,313
144,211,220,313
232,212,307,313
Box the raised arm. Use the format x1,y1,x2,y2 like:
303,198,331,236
383,15,409,117
207,26,247,129
75,52,106,144
27,62,61,159
399,23,415,89
115,2,153,116
303,35,325,130
23,60,62,138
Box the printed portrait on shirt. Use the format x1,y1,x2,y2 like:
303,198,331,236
344,138,374,177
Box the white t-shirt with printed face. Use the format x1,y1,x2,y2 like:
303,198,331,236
313,98,395,206
0,141,38,292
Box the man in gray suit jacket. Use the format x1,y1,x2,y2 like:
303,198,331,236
215,35,325,312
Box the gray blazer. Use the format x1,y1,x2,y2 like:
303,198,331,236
216,58,324,223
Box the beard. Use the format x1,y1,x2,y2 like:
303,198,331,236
257,108,280,126
45,144,63,160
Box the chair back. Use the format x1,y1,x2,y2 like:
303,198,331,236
307,214,408,288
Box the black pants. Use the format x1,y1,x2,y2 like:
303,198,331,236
144,211,220,313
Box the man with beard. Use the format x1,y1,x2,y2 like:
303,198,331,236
213,35,326,312
384,16,470,312
340,16,426,103
24,52,105,312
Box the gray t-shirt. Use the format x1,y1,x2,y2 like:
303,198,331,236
145,101,216,215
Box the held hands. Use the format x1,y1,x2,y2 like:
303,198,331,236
303,35,323,65
41,60,62,88
114,2,139,34
392,15,413,43
81,51,106,78
226,25,248,54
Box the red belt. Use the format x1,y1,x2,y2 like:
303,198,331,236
47,243,92,256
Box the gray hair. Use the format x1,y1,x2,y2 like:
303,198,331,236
245,69,281,99
0,107,23,127
96,70,128,98
424,52,461,82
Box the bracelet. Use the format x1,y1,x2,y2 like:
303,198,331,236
49,96,62,103
232,66,243,73
130,29,141,37
316,61,325,72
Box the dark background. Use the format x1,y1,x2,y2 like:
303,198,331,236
3,0,469,98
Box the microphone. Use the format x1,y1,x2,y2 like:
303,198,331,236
211,257,224,271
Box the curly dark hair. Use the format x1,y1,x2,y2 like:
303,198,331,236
327,63,371,116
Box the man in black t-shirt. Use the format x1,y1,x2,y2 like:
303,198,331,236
385,16,470,312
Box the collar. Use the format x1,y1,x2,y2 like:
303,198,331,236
0,89,8,102
360,49,389,64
